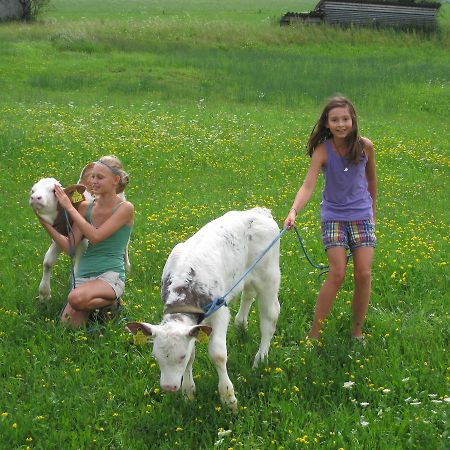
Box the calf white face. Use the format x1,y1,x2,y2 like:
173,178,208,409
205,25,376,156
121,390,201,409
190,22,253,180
29,177,60,224
125,321,212,393
153,328,196,392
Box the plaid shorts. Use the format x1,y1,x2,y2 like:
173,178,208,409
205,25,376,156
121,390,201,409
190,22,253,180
321,219,376,251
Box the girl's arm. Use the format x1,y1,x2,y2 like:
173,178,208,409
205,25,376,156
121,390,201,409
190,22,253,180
363,138,377,222
54,185,134,244
284,145,326,228
36,214,84,255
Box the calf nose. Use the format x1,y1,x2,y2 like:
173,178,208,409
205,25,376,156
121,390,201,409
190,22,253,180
161,384,179,393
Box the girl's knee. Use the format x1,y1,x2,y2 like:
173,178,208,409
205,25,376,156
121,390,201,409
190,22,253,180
328,269,346,287
354,268,372,285
68,289,86,310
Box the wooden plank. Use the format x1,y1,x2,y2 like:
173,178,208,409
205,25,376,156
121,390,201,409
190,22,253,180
318,1,439,27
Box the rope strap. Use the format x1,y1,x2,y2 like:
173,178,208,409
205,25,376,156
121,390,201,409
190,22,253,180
202,226,288,319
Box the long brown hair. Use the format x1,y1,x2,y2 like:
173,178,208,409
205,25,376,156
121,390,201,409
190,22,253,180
307,96,364,164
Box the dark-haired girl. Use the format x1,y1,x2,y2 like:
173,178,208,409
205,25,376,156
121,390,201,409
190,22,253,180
284,96,377,340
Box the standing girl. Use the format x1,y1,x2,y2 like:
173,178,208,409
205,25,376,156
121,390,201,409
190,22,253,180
284,96,377,339
37,156,134,327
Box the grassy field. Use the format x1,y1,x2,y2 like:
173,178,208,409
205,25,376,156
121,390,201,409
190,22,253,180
0,1,449,449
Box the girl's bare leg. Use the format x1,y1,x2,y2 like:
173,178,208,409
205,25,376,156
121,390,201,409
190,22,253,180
309,247,347,339
61,279,116,327
351,246,374,337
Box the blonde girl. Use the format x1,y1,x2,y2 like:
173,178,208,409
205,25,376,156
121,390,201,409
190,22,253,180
37,156,134,327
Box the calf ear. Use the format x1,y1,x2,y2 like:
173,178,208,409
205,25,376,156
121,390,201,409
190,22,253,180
188,325,212,338
64,184,87,206
125,322,157,337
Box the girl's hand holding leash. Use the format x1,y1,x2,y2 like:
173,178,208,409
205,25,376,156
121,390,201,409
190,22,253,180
284,208,297,230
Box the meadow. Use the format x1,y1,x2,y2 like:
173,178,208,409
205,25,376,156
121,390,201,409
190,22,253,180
0,0,449,448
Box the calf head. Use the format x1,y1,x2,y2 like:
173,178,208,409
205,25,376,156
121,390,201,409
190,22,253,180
29,177,62,225
30,178,86,233
125,321,212,392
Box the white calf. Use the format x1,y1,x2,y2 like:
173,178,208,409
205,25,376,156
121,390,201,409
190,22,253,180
126,207,281,411
30,163,129,301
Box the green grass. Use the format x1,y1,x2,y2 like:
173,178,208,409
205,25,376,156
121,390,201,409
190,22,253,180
0,1,449,449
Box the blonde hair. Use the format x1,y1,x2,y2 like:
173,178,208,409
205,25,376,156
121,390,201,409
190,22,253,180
96,155,129,194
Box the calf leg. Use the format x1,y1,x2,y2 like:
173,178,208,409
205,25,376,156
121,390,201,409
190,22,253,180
39,241,61,301
181,348,196,400
235,285,256,330
253,286,280,368
208,309,237,412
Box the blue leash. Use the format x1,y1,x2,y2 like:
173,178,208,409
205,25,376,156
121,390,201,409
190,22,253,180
292,225,352,278
202,226,289,319
201,223,352,319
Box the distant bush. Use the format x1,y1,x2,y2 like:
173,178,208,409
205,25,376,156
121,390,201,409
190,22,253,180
22,0,51,21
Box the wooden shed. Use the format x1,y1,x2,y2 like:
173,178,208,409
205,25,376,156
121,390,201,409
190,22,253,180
0,0,31,21
281,0,442,29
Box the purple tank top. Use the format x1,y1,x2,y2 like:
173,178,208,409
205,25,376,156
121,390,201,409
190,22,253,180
321,139,373,221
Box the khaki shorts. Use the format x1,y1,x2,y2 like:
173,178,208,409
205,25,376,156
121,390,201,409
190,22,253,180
74,271,125,299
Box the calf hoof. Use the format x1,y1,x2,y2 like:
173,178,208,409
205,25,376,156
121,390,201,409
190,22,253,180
234,314,248,330
38,292,51,302
221,389,238,413
252,351,268,369
182,382,196,400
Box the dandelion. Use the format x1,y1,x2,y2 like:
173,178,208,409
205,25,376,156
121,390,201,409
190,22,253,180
1,412,8,417
275,367,283,373
343,381,355,389
175,427,183,432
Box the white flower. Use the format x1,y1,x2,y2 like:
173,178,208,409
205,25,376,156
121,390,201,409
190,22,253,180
428,394,438,398
410,402,422,406
214,439,224,447
405,397,411,402
444,397,450,403
360,416,369,427
217,430,232,438
360,402,370,407
431,400,443,404
401,377,409,382
343,381,355,389
382,388,391,394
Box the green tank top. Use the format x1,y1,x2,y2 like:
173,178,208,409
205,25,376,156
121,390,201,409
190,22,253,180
76,201,132,281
